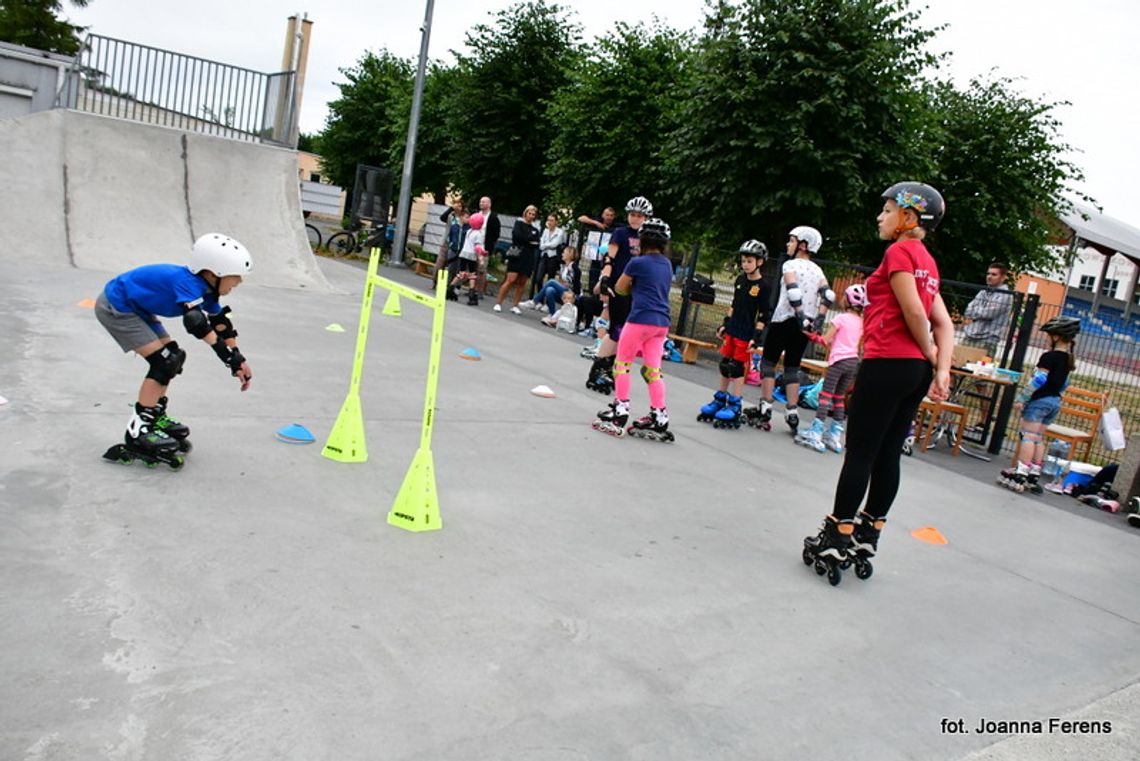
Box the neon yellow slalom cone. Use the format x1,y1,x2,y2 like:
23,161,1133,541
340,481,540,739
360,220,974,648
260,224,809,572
388,447,441,532
322,392,368,462
382,290,402,317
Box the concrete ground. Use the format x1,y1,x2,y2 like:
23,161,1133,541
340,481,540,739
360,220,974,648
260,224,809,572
3,254,1140,761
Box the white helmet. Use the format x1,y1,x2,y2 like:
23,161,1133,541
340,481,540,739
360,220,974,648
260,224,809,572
625,196,653,216
189,233,252,277
788,225,822,254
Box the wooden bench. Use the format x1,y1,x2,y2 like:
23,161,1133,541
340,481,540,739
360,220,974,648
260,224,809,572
667,333,719,364
410,257,435,279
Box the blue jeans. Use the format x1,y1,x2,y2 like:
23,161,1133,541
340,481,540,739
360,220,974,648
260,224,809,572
1022,395,1061,424
536,280,568,314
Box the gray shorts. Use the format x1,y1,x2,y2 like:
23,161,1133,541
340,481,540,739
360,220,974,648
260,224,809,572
95,291,168,353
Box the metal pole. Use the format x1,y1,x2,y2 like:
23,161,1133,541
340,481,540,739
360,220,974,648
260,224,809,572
391,0,434,267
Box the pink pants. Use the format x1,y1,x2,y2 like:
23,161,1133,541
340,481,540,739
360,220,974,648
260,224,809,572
615,322,669,409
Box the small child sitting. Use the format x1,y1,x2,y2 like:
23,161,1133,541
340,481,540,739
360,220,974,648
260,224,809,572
542,289,579,333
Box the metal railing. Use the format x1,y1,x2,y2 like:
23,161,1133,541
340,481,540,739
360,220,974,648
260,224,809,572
55,34,297,146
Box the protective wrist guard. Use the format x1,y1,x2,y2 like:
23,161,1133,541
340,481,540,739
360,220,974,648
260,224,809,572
599,275,614,296
798,313,813,332
752,329,765,346
210,306,238,341
212,341,246,374
811,314,826,334
722,316,731,330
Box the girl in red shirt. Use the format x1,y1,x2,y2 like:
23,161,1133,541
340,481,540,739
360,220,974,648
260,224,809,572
803,182,954,585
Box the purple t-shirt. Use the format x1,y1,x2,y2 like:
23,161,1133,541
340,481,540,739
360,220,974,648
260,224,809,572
623,253,673,327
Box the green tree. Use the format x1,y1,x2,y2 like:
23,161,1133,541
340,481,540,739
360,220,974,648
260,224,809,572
545,21,691,219
318,50,413,190
446,0,582,212
0,0,88,56
925,75,1086,284
664,0,938,258
386,62,461,204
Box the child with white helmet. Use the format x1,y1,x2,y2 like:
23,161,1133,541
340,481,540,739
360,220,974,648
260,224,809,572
95,233,253,468
794,283,867,453
748,225,832,435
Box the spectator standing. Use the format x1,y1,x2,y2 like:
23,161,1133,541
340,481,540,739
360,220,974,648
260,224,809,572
577,207,617,291
433,199,465,279
494,205,540,314
961,262,1013,359
475,196,501,297
530,214,566,298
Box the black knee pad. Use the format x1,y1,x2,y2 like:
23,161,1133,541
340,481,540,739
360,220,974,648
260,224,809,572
760,358,777,378
145,341,186,384
719,357,745,379
783,365,801,385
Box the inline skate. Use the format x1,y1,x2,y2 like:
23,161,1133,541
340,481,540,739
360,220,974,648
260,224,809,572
697,391,727,423
712,395,743,429
592,399,629,437
823,420,845,454
802,515,852,586
153,396,192,453
794,417,826,452
585,355,615,395
743,399,773,430
901,421,916,456
103,402,185,470
785,406,799,436
628,407,674,443
997,465,1029,493
848,512,882,580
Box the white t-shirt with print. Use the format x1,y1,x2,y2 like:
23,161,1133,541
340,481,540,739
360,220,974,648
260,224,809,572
460,228,484,261
772,257,828,322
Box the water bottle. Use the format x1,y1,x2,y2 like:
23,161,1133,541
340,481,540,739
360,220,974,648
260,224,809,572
1043,440,1071,487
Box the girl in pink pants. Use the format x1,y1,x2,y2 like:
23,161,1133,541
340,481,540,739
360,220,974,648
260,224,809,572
592,217,675,442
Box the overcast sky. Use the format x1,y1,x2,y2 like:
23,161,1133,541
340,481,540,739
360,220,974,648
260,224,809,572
68,0,1140,227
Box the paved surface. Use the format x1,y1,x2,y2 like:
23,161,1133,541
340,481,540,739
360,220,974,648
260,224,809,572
2,250,1139,760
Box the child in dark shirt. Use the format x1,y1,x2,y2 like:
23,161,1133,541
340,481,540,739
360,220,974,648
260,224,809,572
998,316,1080,493
96,233,253,467
698,240,771,428
592,217,675,442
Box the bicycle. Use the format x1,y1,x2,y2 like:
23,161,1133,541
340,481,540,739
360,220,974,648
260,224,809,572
325,221,392,258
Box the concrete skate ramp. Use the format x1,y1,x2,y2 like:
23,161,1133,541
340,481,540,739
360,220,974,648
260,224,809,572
0,109,329,290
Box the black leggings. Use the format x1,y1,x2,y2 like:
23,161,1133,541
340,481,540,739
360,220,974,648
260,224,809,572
832,358,932,521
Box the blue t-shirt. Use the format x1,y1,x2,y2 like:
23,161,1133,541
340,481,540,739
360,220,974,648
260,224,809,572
104,264,220,318
608,224,639,278
623,253,673,327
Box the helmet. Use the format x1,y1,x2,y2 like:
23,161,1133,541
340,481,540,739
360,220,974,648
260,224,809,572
188,233,251,277
625,196,653,216
639,217,671,247
1040,316,1080,340
468,212,484,231
845,284,868,309
738,239,767,259
788,226,822,254
882,181,945,233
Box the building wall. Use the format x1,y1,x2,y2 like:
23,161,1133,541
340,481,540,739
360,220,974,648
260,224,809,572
0,42,74,117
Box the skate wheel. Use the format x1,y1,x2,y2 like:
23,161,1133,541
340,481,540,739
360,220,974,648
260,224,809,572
145,461,159,469
855,561,873,580
168,456,185,471
178,440,193,454
814,561,826,576
827,566,842,586
802,548,813,566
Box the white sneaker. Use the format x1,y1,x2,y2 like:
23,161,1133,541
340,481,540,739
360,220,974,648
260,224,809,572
510,306,522,315
492,303,502,312
519,300,535,309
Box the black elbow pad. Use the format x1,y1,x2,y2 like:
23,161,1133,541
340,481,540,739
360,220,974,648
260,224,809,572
182,308,211,339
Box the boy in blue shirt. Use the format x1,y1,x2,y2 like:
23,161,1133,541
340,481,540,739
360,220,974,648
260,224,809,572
95,233,253,467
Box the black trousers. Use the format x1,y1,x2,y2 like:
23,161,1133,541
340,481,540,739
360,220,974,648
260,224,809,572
832,358,932,521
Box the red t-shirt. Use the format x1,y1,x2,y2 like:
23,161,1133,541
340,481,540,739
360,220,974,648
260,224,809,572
862,238,940,360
